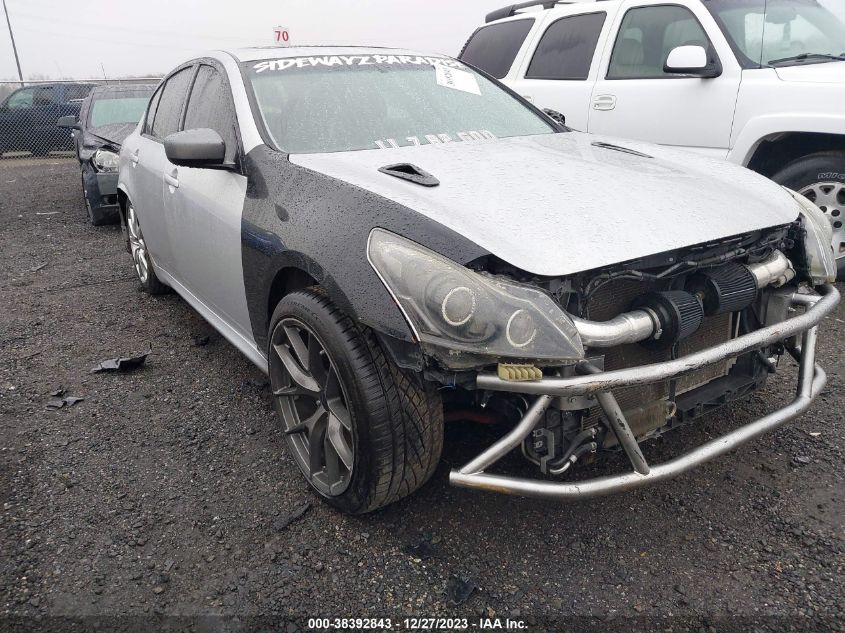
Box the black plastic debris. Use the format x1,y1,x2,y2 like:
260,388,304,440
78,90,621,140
46,395,85,410
445,575,477,606
193,335,210,347
405,541,435,560
91,347,151,373
272,501,311,531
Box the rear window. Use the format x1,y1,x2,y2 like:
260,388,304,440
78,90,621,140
525,12,607,80
459,19,535,79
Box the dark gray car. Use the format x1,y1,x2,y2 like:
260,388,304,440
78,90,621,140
59,84,156,225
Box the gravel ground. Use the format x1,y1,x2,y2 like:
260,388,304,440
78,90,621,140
1,160,843,632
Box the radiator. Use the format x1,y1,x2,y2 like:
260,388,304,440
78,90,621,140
583,279,733,440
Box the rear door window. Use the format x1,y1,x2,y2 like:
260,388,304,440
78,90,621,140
6,88,35,110
459,19,535,79
151,67,194,139
183,64,238,162
143,87,163,135
525,12,607,80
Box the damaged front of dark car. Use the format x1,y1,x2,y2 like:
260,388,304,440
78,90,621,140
59,84,155,225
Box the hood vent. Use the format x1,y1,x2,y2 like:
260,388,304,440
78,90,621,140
378,163,440,187
591,141,652,159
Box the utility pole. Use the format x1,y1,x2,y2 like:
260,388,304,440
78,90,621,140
2,0,24,83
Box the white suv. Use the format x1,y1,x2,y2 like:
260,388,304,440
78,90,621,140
460,0,845,277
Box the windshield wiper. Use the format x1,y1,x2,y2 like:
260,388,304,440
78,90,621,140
768,52,845,66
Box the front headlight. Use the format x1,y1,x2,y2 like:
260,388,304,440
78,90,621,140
92,149,119,173
787,189,837,284
367,229,584,367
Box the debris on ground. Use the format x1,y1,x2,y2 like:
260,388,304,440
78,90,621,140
46,393,85,410
271,501,311,531
445,575,477,606
91,347,151,373
193,335,210,347
404,540,435,560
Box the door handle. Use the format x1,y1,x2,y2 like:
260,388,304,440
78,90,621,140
130,149,140,166
164,169,179,189
593,94,617,111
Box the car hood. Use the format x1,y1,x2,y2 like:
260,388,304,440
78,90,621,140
775,60,845,83
289,133,800,276
84,122,137,148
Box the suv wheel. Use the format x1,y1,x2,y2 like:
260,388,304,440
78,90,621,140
126,201,169,294
268,288,443,514
771,151,845,278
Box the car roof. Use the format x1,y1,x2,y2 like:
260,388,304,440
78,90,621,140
227,45,451,63
89,84,157,95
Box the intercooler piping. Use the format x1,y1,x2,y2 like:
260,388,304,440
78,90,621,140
570,250,795,348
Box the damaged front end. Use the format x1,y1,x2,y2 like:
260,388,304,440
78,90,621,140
369,215,840,499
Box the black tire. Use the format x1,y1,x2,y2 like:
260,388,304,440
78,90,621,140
125,199,169,295
771,151,845,279
269,288,443,514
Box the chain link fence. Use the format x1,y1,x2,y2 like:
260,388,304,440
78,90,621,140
0,78,160,161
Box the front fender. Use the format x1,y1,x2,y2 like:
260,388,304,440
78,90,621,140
729,113,845,167
240,146,489,353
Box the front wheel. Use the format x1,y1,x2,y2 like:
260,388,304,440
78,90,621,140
268,289,443,514
772,151,845,278
125,201,169,294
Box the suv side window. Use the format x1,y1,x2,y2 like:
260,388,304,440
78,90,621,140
32,86,55,106
525,12,607,80
459,19,535,79
607,5,712,79
183,64,238,162
65,85,92,101
6,87,35,110
151,67,194,139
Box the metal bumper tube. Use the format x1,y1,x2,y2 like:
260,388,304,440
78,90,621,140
449,284,839,500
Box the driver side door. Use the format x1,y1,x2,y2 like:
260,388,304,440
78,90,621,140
164,63,253,339
588,1,741,157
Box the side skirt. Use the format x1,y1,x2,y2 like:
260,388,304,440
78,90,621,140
155,266,269,374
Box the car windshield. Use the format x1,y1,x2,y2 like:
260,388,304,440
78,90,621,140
242,54,555,154
88,95,151,128
705,0,845,67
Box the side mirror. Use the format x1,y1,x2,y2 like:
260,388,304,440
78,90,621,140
664,45,721,78
57,115,80,129
543,108,566,127
164,128,226,168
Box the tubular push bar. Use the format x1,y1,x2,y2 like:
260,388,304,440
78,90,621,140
449,284,840,500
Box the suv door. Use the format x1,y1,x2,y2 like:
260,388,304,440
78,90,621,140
510,10,613,131
0,87,37,153
130,66,195,275
588,1,740,156
164,63,253,338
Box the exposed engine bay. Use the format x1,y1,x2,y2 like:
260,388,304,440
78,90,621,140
426,222,810,477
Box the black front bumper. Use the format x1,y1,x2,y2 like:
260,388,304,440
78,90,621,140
82,167,120,221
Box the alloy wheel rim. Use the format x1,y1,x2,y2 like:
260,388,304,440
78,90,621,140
270,318,355,496
799,181,845,257
126,204,150,283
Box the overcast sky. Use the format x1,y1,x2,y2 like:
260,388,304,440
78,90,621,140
0,0,506,80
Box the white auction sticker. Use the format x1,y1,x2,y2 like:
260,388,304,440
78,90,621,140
273,26,291,46
435,65,481,95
